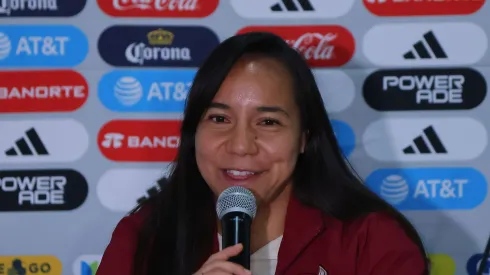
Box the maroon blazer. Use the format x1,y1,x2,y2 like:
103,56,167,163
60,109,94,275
97,195,426,275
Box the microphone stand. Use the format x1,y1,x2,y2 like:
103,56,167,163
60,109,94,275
477,232,490,275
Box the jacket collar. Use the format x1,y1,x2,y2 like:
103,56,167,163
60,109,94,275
276,193,325,274
212,193,326,274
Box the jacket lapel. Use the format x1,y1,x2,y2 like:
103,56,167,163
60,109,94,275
275,194,325,275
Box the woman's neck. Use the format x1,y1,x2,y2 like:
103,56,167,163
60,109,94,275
250,187,290,253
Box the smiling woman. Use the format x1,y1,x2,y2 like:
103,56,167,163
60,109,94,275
96,32,430,275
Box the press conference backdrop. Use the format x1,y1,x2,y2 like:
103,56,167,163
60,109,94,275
0,0,489,274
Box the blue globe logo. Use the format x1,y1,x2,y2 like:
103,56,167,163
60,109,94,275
0,33,12,60
380,174,409,205
114,76,143,106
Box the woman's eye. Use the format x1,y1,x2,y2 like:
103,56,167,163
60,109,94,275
208,115,227,123
262,119,280,126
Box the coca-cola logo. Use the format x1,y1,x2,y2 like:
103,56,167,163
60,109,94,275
237,25,355,67
98,0,219,17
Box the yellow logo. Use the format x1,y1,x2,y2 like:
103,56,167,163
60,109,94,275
147,28,174,46
0,256,62,275
429,254,456,275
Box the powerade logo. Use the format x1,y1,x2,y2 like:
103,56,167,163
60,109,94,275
0,0,87,17
0,25,88,67
98,25,219,67
363,68,487,111
330,120,355,158
365,167,487,210
0,169,88,212
98,69,196,112
467,253,489,275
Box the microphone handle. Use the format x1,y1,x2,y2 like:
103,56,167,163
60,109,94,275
221,211,252,270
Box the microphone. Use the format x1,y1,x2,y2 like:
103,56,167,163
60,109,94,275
216,186,257,269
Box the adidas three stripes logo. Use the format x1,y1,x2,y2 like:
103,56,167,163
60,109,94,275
270,0,314,12
4,128,49,156
403,31,448,60
403,126,447,155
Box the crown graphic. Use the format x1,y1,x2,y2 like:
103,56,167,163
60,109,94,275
147,28,174,45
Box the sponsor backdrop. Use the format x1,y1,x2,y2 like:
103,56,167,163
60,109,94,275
0,0,489,274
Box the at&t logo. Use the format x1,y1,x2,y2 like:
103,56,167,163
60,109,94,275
0,25,88,67
98,69,195,112
0,32,10,59
365,167,487,210
113,76,143,106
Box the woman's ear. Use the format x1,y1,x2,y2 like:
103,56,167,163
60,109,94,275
300,130,308,154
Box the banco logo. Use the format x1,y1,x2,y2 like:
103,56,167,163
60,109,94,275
363,117,487,162
73,255,102,275
97,168,170,212
0,119,89,163
313,70,355,113
331,120,356,158
97,0,219,18
363,68,486,111
365,167,487,210
98,25,219,67
0,255,62,275
0,0,87,17
363,22,487,67
467,253,489,275
237,25,355,67
98,120,181,162
230,0,354,19
363,0,484,16
0,169,88,211
98,69,195,113
0,70,88,113
0,25,88,67
429,254,456,275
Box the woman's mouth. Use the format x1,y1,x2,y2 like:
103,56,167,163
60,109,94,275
222,169,262,183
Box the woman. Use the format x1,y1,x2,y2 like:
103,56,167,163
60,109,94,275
96,32,429,275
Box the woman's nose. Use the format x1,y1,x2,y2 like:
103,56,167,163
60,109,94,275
225,124,259,156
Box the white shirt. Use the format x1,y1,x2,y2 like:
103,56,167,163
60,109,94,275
218,234,283,275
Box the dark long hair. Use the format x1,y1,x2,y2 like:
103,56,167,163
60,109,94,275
130,32,430,275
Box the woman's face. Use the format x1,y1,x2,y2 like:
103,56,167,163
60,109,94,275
195,56,306,205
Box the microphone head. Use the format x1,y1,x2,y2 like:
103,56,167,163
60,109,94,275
216,186,257,220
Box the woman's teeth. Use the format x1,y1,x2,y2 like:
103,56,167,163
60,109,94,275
226,170,256,176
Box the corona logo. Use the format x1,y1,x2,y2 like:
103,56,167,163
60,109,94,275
147,29,174,46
